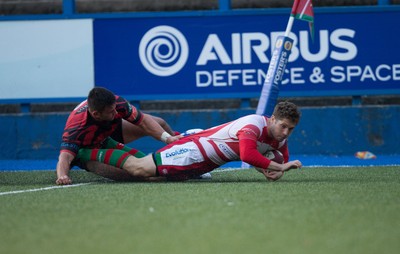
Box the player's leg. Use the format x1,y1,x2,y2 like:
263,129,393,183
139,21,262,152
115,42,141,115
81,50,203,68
77,148,157,178
103,137,146,158
122,153,158,178
71,148,137,181
84,161,139,181
84,160,164,182
77,148,131,168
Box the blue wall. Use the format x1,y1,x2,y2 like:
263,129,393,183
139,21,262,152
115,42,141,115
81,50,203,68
1,4,400,161
1,105,399,160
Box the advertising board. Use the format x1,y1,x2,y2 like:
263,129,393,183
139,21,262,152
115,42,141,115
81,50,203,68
94,11,400,99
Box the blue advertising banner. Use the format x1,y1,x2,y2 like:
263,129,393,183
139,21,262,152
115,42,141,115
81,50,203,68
94,11,400,99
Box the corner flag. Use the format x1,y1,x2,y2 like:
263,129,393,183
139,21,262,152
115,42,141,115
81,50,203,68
243,0,315,168
256,0,315,116
291,0,314,40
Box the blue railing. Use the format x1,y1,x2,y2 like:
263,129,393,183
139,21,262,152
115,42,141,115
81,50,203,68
1,0,398,21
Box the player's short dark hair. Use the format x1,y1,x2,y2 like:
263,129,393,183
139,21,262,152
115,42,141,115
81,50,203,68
273,101,301,125
87,87,116,112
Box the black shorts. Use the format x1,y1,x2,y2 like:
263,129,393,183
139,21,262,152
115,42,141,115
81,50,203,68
109,121,124,143
70,157,87,170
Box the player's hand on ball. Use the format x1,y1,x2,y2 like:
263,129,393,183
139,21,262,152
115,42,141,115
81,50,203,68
56,175,72,185
284,160,302,171
265,170,284,181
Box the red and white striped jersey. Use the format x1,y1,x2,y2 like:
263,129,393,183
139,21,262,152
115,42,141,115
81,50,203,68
157,114,289,171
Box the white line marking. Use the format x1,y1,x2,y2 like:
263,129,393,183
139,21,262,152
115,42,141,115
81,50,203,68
0,183,92,196
213,167,250,173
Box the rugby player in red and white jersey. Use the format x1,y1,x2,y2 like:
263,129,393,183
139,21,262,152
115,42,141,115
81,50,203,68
78,101,303,182
56,87,181,185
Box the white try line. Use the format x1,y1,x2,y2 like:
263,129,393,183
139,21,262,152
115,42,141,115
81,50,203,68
0,183,92,196
213,167,250,173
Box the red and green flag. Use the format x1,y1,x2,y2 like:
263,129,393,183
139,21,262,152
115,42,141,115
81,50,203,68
291,0,314,40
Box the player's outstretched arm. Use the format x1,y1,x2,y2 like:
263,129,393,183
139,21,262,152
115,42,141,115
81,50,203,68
148,114,176,136
56,152,75,185
283,160,302,171
266,160,302,172
255,159,302,181
139,114,182,144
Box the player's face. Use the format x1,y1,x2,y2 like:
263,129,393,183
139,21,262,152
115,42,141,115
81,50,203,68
97,104,117,121
270,116,296,142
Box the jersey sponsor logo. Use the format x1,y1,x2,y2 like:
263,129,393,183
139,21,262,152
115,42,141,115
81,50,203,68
217,143,236,158
165,148,194,158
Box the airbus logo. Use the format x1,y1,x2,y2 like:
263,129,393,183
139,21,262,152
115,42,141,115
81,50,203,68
139,26,365,86
139,25,189,77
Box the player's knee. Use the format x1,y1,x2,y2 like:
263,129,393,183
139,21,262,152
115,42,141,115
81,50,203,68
123,155,156,178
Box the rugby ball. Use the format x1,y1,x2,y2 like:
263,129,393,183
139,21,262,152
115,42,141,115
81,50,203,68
181,128,204,136
265,150,284,164
265,170,284,181
257,150,284,181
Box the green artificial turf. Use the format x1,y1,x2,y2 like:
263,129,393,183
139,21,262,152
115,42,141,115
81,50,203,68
1,167,399,254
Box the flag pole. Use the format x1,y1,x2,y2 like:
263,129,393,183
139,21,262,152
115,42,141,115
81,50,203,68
284,16,295,37
241,0,302,169
285,0,300,37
